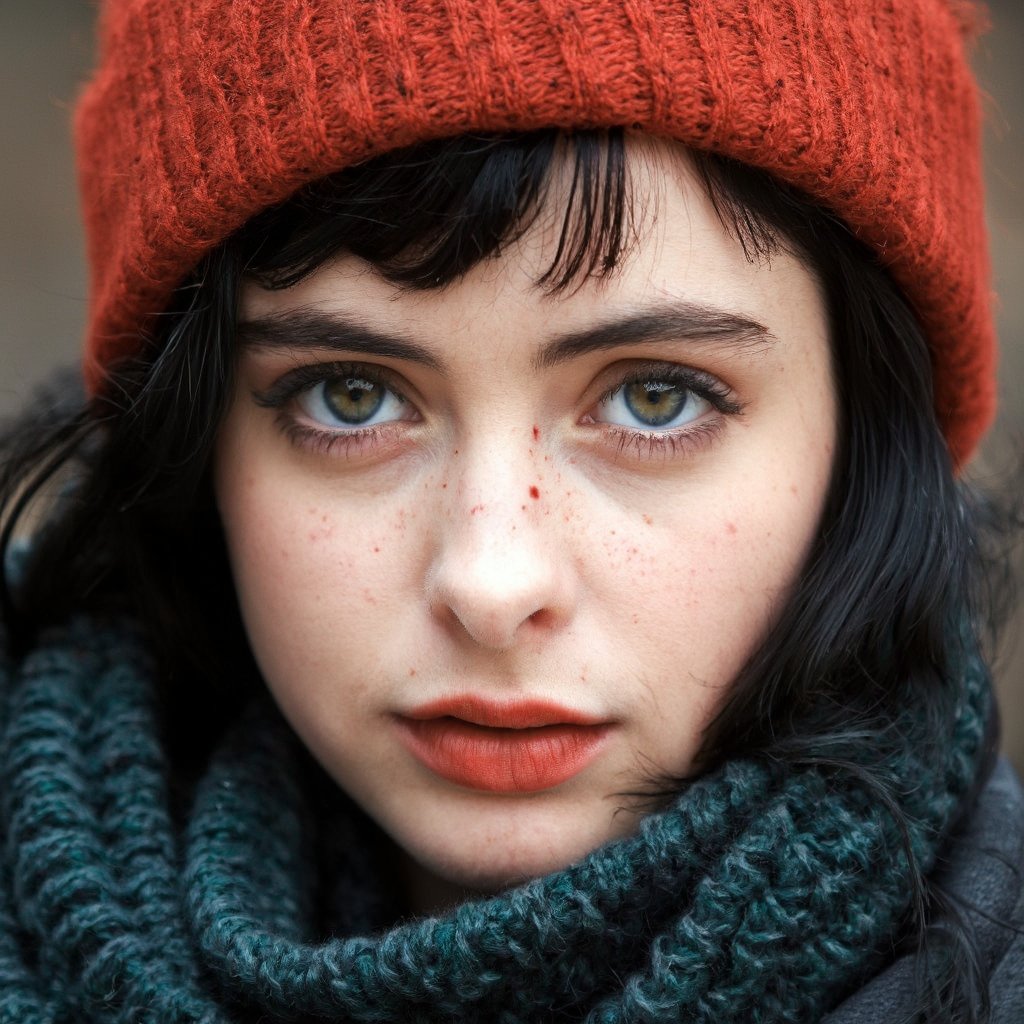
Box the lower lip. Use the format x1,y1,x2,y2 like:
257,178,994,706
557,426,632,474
394,717,612,793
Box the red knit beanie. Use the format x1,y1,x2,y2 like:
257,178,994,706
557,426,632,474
75,0,995,464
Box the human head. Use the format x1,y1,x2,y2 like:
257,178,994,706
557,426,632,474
209,134,840,902
0,0,993,910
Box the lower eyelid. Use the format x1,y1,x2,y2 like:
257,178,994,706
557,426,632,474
603,418,726,459
277,417,409,458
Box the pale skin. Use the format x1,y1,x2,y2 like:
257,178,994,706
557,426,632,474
214,138,838,916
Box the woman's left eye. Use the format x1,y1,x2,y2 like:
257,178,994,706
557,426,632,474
594,376,713,431
297,375,407,429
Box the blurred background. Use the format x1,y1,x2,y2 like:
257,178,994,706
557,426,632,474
1,1,1021,771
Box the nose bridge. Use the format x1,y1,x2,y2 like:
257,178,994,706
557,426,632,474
427,434,572,650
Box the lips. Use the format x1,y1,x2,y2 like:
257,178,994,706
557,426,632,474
394,696,612,793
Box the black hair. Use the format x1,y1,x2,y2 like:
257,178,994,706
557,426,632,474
0,128,1017,1022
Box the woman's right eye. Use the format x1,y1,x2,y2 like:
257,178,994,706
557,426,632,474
298,375,408,429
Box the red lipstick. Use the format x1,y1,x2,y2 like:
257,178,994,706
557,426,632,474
394,696,612,793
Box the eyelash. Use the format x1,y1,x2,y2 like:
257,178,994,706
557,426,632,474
590,363,741,457
253,360,744,461
254,362,412,459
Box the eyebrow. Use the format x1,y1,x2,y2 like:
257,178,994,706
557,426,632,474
237,311,444,370
236,303,774,371
534,305,773,368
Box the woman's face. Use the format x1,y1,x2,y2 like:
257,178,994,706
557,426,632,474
214,139,837,913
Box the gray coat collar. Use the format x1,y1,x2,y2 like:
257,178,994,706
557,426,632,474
824,758,1024,1022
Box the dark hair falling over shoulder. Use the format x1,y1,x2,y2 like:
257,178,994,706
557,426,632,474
0,130,1019,1022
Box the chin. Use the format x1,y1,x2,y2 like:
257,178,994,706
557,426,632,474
394,793,645,904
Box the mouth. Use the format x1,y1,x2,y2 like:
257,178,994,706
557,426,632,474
393,696,613,793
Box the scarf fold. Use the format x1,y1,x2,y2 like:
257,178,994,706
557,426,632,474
0,617,990,1024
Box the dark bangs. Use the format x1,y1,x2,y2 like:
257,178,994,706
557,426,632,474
235,129,633,293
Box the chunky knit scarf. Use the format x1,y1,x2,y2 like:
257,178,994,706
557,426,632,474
0,616,989,1024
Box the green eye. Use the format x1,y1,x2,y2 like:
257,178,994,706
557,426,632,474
621,381,693,427
299,375,407,428
322,377,387,424
599,378,710,430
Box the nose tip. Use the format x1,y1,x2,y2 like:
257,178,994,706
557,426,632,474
435,600,550,652
426,510,574,652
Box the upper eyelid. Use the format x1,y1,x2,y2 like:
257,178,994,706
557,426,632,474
252,360,409,408
593,362,739,410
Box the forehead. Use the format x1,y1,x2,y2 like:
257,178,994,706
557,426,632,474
239,136,825,361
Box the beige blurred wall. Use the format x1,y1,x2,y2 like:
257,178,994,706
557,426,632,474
1,1,1021,771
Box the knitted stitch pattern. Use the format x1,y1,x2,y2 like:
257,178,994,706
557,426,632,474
74,0,994,464
0,616,990,1023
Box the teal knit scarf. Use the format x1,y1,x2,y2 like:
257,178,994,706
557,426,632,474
0,616,989,1023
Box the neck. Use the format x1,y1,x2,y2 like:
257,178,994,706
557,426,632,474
395,850,489,917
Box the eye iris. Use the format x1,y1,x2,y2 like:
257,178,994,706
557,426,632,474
623,381,689,427
322,377,385,424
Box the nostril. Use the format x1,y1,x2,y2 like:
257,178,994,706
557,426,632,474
527,608,554,629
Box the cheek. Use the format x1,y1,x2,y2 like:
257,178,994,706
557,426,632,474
602,451,831,740
213,450,418,717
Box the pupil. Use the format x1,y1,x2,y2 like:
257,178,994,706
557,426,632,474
323,378,385,423
623,382,688,427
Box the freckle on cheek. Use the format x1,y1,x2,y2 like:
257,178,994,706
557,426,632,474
643,514,653,526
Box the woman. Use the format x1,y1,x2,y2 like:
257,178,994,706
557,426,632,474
0,0,1020,1021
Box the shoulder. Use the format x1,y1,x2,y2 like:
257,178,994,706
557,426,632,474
822,758,1024,1024
980,760,1024,1023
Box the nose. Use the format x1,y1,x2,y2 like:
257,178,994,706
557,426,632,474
425,450,577,651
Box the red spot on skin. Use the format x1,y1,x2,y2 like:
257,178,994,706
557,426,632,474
642,514,653,526
726,522,738,535
373,546,380,553
442,482,448,489
409,668,417,677
529,486,540,500
470,504,485,515
532,425,540,440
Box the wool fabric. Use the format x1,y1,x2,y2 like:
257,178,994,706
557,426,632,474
0,614,991,1023
74,0,994,464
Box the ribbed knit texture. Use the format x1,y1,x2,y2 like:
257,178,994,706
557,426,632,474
0,616,990,1023
74,0,994,464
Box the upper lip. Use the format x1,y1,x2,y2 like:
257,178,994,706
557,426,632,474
401,695,606,729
